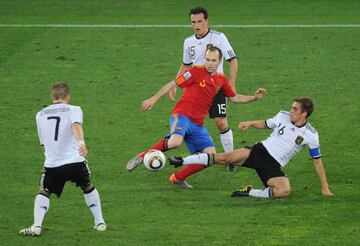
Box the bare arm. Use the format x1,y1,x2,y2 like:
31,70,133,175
72,122,88,157
142,80,177,111
228,58,238,89
238,120,267,131
169,64,191,101
312,158,333,196
229,88,266,103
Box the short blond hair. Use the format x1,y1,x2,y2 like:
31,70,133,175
51,82,70,100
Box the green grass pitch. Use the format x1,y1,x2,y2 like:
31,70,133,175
1,0,360,245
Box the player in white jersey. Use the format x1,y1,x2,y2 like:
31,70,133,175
169,7,239,172
169,97,333,199
20,83,106,236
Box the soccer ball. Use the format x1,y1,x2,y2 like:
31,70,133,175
143,150,166,171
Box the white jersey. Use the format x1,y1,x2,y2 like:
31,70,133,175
261,111,321,167
36,103,85,168
183,29,236,73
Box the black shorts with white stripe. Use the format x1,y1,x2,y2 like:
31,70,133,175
242,143,286,187
40,161,91,197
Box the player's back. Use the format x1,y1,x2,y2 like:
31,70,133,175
36,103,85,167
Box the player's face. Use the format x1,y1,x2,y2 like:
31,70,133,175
290,102,307,123
190,13,208,37
205,50,221,73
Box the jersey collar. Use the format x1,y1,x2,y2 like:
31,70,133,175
195,29,211,39
291,120,307,128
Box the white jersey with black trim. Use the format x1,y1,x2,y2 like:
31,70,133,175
261,111,321,167
36,103,85,168
183,29,236,73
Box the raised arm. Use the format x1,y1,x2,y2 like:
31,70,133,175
72,123,88,157
169,64,191,101
312,158,333,196
229,88,266,103
142,80,177,111
228,58,238,89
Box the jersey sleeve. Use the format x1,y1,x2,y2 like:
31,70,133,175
175,67,196,88
70,106,83,125
35,112,43,145
183,39,193,65
308,132,321,159
265,112,282,129
221,79,236,98
218,33,236,61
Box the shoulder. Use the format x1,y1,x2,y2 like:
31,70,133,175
35,111,41,119
210,30,229,42
36,105,50,117
192,65,206,72
210,29,224,36
68,104,82,112
276,110,290,119
305,122,317,134
213,73,229,85
184,34,196,43
214,72,227,80
279,110,290,116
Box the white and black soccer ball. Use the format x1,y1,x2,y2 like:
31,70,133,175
143,150,166,171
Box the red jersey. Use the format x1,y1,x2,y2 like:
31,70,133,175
172,66,236,125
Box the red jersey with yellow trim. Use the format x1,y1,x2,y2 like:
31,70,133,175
173,66,236,125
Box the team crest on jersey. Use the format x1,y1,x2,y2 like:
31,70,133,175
199,80,206,87
184,71,192,80
295,136,304,145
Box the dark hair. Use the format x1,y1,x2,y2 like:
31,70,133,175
206,44,222,60
293,97,314,118
189,7,208,19
52,82,70,100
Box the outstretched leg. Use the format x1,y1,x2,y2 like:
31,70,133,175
169,148,251,167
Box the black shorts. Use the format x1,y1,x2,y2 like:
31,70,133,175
242,143,285,187
40,161,91,197
209,91,227,118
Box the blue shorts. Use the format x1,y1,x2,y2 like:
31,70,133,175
168,114,215,154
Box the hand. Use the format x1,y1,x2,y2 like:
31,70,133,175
169,87,177,102
79,144,88,157
238,121,251,131
141,97,156,111
322,188,334,196
255,88,266,100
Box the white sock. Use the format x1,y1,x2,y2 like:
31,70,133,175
84,188,105,226
33,194,50,227
249,187,272,198
183,154,208,166
220,129,233,152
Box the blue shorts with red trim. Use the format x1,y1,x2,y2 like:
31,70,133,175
167,114,214,154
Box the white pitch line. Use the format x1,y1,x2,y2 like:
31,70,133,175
0,24,360,28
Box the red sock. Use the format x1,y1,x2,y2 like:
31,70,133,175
139,138,169,159
174,164,206,181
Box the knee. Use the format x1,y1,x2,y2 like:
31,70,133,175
273,187,291,198
167,138,182,149
214,118,228,131
81,183,94,193
38,187,50,197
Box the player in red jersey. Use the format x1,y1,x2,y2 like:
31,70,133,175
127,45,266,188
